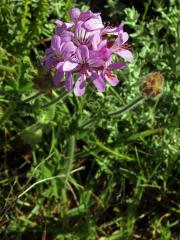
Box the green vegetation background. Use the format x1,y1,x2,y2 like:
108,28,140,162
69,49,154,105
0,0,179,239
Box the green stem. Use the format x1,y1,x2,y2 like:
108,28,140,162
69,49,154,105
0,65,16,73
62,135,75,218
65,135,75,184
42,90,70,108
108,95,144,118
80,95,145,129
23,91,43,103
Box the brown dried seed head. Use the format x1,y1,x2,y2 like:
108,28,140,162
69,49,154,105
141,72,164,99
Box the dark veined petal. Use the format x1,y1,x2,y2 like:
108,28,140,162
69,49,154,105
76,45,89,63
60,41,76,60
74,74,86,96
88,56,104,67
74,22,94,45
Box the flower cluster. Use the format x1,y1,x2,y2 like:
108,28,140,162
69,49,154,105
44,8,133,96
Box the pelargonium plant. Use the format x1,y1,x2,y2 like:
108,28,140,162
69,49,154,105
43,8,133,96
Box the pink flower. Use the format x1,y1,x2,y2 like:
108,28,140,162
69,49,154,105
63,45,105,96
43,8,133,96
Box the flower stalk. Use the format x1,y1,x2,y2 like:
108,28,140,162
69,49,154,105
108,95,145,117
42,89,70,108
23,91,43,103
80,95,145,129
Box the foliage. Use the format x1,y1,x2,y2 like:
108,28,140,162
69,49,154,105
0,0,179,239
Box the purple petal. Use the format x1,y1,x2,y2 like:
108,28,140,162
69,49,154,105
69,8,81,22
44,58,58,70
55,26,63,35
56,62,64,70
61,41,76,60
53,70,64,86
76,45,89,63
64,22,74,29
53,19,63,26
117,32,129,45
92,32,101,50
90,73,105,92
63,61,78,71
105,72,119,86
65,72,73,91
98,47,112,61
116,49,133,62
98,39,107,49
101,23,124,36
101,26,119,35
45,47,53,55
51,35,61,53
74,22,93,45
108,62,126,70
74,74,86,96
88,57,104,67
79,11,94,21
84,18,104,31
60,31,74,42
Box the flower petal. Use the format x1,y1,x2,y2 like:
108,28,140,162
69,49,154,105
118,32,129,45
65,72,73,91
105,72,119,86
69,8,81,22
90,73,105,92
76,45,89,63
56,30,74,42
88,57,104,67
53,70,64,86
108,62,126,70
84,18,104,31
74,74,86,96
92,32,101,50
56,62,64,70
63,61,78,71
79,11,94,21
74,22,94,45
116,49,133,62
44,58,58,70
61,41,76,60
53,19,63,26
51,35,61,53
